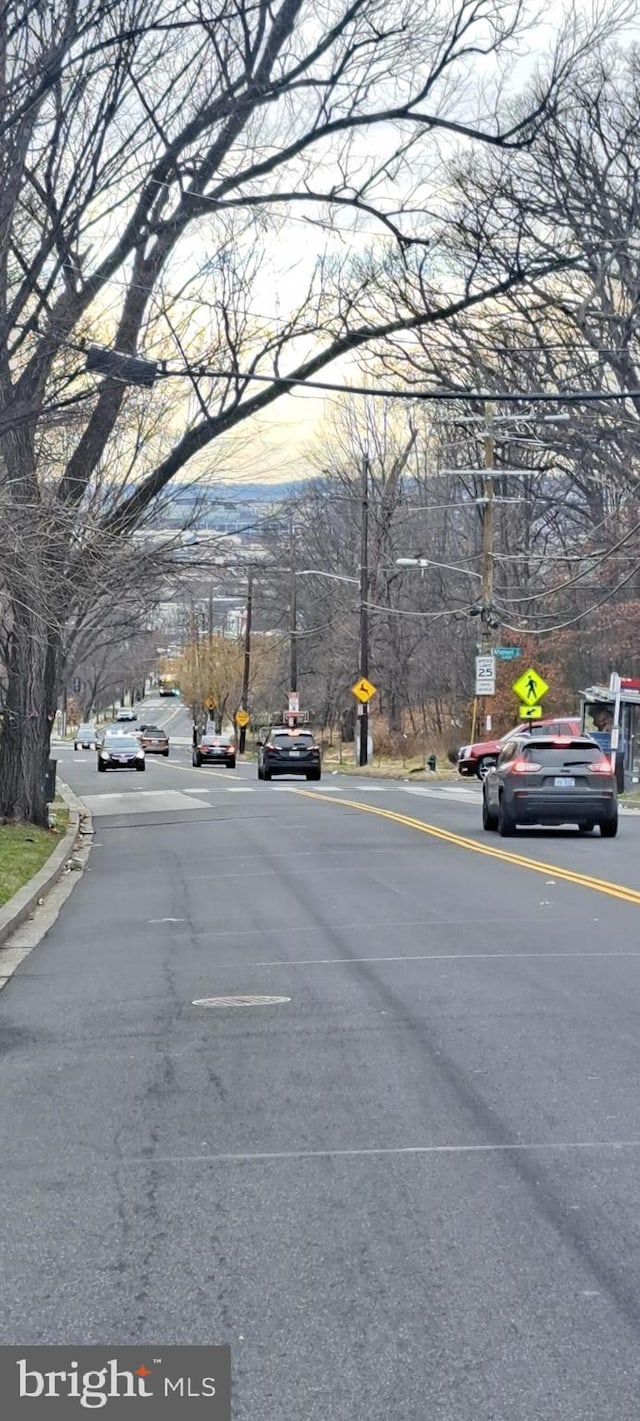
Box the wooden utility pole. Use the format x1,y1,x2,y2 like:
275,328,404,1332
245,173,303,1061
289,518,298,696
359,452,370,766
470,403,495,745
238,569,253,755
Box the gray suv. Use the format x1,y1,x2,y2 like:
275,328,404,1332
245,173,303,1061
482,734,618,837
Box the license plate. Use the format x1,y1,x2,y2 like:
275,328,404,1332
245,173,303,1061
289,750,300,757
554,776,575,787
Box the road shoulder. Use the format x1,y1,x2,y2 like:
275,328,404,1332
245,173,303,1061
0,779,92,991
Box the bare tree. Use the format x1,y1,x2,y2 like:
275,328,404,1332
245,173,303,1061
0,0,617,820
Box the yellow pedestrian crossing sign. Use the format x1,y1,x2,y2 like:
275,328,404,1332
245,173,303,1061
512,667,549,706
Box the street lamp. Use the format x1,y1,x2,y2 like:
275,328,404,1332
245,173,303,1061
396,557,482,579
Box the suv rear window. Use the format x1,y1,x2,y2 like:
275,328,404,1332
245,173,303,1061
271,732,314,748
521,742,605,766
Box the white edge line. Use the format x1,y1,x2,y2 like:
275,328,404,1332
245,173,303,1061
127,1139,640,1165
216,950,640,967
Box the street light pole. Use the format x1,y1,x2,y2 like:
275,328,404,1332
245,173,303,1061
238,568,253,755
359,451,370,767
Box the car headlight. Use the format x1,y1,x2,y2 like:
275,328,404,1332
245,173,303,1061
459,746,470,759
100,751,109,760
135,751,144,759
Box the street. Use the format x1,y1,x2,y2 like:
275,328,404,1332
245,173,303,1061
2,698,640,1419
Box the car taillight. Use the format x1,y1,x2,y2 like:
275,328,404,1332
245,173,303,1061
591,757,614,774
510,759,541,774
266,743,277,751
228,742,235,751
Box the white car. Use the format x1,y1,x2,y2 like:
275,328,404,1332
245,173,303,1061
115,708,138,722
74,723,98,750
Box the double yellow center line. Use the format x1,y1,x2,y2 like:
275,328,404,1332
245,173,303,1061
296,791,640,907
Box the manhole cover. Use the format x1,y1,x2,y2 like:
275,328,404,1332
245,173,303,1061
192,995,291,1008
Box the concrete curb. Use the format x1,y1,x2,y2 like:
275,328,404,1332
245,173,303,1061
0,780,91,952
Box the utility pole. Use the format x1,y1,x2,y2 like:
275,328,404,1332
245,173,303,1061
238,568,253,755
471,402,495,744
481,401,495,653
289,519,298,696
359,451,370,766
289,569,298,695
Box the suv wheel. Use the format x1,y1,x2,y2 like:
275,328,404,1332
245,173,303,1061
482,794,498,832
600,814,618,838
498,796,516,837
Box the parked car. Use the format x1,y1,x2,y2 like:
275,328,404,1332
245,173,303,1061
140,726,169,756
257,727,322,781
482,732,617,837
97,735,145,772
458,716,581,779
74,723,98,750
192,732,236,768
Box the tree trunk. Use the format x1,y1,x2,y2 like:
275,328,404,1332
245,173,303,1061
0,607,59,825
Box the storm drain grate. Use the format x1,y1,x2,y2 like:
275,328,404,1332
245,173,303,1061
192,994,291,1008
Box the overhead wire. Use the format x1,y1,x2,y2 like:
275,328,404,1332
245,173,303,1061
500,560,640,635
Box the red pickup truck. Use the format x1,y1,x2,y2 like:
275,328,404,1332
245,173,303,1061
457,716,581,779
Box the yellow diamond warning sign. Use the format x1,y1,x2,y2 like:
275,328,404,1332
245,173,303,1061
512,667,549,706
352,677,377,704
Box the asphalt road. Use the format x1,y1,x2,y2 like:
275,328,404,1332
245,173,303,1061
3,698,640,1419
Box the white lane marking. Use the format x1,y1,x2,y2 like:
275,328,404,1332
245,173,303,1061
129,1138,640,1165
227,787,255,793
223,949,640,968
81,789,211,815
405,786,479,801
148,917,186,924
349,785,394,793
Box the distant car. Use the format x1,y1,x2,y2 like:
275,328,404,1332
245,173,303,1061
482,733,617,837
97,735,145,772
74,723,97,750
257,727,321,781
115,709,137,722
192,732,236,768
458,716,581,779
140,726,169,756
